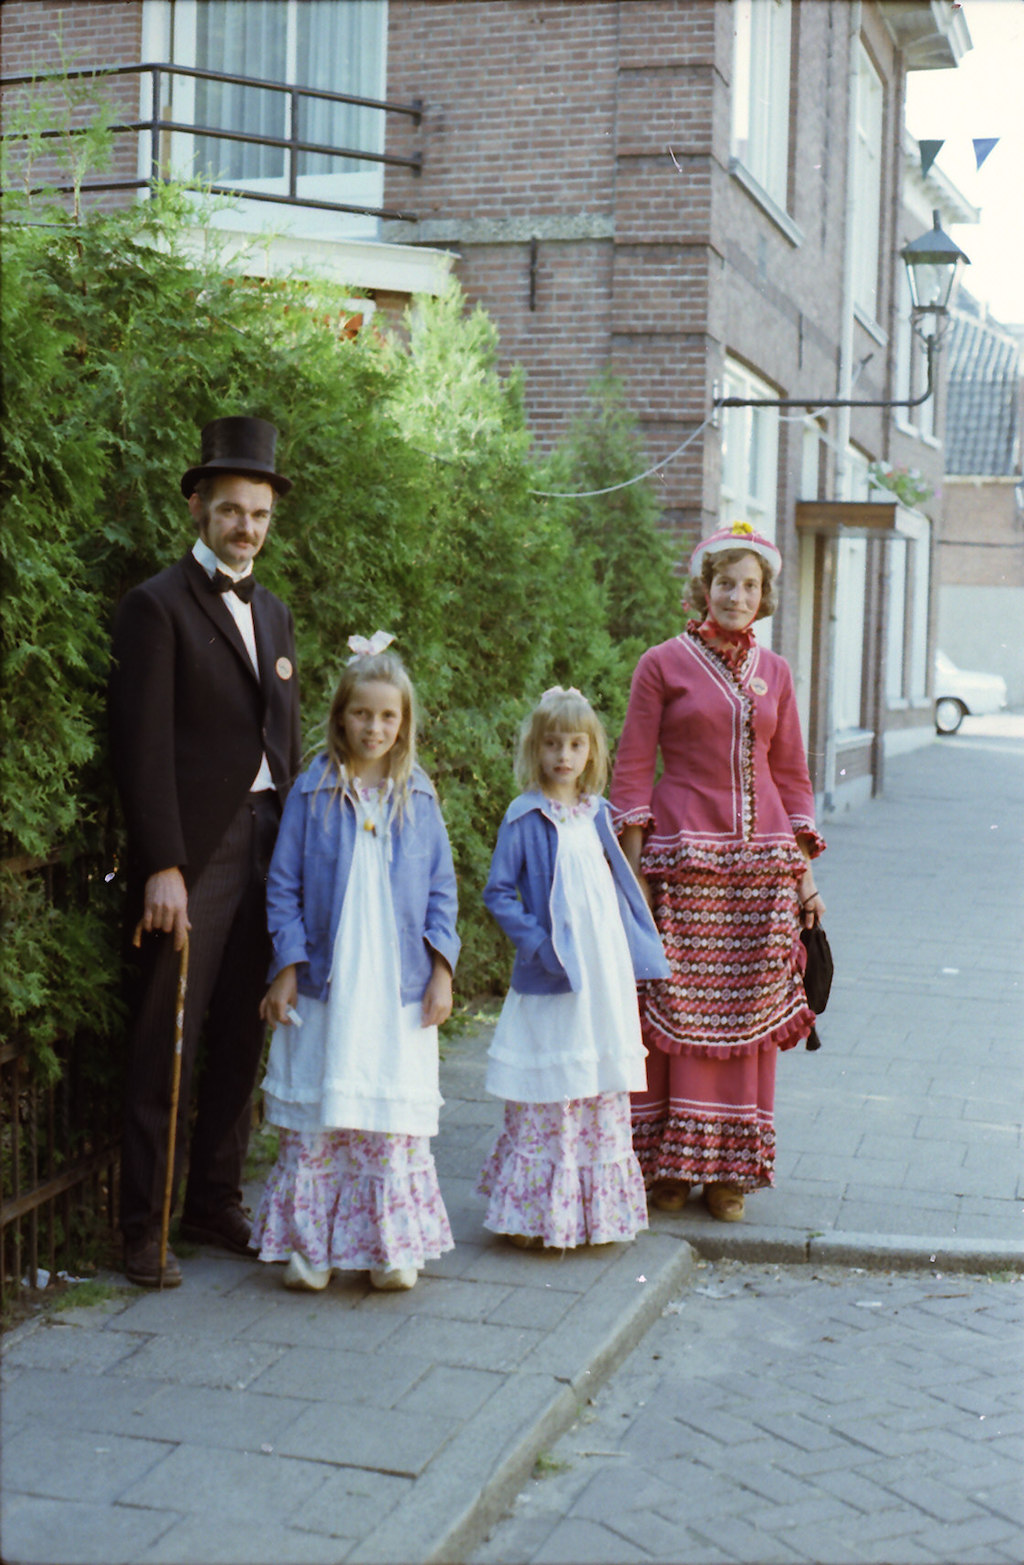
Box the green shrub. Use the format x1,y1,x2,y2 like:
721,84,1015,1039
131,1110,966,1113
1,170,680,1073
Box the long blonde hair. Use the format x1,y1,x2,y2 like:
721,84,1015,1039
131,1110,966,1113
322,649,417,811
515,687,609,796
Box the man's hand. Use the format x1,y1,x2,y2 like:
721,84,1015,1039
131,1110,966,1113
134,867,190,951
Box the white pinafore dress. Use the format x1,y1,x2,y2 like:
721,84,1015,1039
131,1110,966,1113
254,781,453,1271
477,796,649,1247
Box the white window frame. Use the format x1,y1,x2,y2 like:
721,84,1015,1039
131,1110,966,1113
885,536,909,704
140,0,388,240
731,0,792,211
833,447,872,733
718,359,781,648
851,44,883,324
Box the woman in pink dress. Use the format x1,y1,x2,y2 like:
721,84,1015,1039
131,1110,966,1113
610,522,826,1223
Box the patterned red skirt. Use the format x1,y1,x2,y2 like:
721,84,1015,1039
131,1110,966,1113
632,848,814,1190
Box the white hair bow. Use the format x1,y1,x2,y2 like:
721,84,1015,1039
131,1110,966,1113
347,630,395,662
542,684,583,701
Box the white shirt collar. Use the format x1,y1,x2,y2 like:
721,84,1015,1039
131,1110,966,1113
192,537,253,583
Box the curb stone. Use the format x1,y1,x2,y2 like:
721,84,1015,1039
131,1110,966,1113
653,1221,1024,1274
356,1235,697,1565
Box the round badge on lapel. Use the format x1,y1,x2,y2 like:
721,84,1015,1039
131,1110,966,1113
275,657,294,681
750,676,768,696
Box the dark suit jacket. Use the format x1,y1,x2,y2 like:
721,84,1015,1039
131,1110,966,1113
109,551,302,889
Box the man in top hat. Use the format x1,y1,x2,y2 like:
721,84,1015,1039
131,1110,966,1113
109,416,302,1287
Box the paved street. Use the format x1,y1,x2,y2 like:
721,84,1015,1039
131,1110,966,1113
471,1259,1024,1565
1,716,1022,1564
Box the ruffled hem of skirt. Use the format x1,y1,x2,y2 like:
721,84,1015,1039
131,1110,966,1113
641,1001,815,1060
253,1131,453,1270
477,1138,649,1248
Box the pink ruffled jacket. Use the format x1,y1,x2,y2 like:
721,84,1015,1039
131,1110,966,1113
610,628,825,870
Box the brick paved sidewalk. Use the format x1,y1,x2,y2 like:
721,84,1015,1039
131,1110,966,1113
471,1259,1024,1565
1,721,1021,1565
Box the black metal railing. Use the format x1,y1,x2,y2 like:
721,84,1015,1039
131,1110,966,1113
0,61,422,222
1,850,122,1308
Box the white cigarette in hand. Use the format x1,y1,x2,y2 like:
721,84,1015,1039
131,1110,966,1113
286,1006,303,1028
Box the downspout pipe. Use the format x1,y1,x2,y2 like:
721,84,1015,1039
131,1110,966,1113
822,0,862,813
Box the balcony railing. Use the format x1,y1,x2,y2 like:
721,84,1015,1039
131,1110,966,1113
0,61,422,222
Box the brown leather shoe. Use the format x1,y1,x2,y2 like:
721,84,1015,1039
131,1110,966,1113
179,1205,256,1255
125,1236,182,1288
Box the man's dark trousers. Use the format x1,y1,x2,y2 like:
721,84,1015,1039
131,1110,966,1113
120,791,280,1244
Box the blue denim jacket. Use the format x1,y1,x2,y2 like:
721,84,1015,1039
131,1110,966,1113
266,755,460,1003
483,791,669,995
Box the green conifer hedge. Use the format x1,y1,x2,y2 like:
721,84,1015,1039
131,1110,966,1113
1,184,683,1083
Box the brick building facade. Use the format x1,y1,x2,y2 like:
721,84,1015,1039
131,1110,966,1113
2,0,974,805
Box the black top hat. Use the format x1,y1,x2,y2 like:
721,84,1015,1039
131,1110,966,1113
180,416,292,498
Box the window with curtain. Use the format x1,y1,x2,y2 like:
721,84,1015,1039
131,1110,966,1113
885,537,909,703
185,0,387,203
194,1,286,181
719,359,780,541
851,44,883,321
833,447,870,730
718,359,781,647
731,0,792,209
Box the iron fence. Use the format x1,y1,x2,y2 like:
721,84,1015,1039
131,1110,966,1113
0,852,121,1309
0,60,422,222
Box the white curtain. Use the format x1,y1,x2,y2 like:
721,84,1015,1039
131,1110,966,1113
297,0,387,176
194,1,288,181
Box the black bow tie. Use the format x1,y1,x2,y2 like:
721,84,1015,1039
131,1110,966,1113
211,570,256,604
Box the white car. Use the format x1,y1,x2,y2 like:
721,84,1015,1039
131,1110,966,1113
934,650,1007,735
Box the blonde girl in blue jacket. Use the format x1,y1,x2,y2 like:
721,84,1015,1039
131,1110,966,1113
253,635,459,1293
478,687,669,1249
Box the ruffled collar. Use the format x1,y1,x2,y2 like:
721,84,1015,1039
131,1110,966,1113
543,792,598,824
694,615,755,667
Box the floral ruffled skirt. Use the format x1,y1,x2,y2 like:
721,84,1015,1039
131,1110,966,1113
254,1128,453,1271
477,1093,648,1248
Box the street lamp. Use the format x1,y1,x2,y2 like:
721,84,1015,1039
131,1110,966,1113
714,212,969,413
900,208,971,340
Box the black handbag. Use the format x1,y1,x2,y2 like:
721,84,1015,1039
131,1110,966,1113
801,922,833,1051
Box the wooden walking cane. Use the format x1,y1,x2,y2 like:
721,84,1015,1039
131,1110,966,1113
158,932,189,1291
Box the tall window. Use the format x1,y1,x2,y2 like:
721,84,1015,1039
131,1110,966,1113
885,537,908,703
162,0,388,234
834,449,870,731
851,44,883,321
731,0,792,208
719,359,781,647
719,360,780,542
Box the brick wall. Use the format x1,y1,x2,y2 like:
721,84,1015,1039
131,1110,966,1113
2,1,145,209
384,0,727,558
939,481,1024,588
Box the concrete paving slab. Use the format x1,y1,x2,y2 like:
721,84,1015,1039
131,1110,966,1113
275,1395,459,1477
117,1441,335,1521
139,1516,349,1565
0,1494,177,1565
2,1428,173,1504
113,1331,285,1390
248,1341,426,1406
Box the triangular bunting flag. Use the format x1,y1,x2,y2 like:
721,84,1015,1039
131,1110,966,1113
919,140,944,177
973,137,999,170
